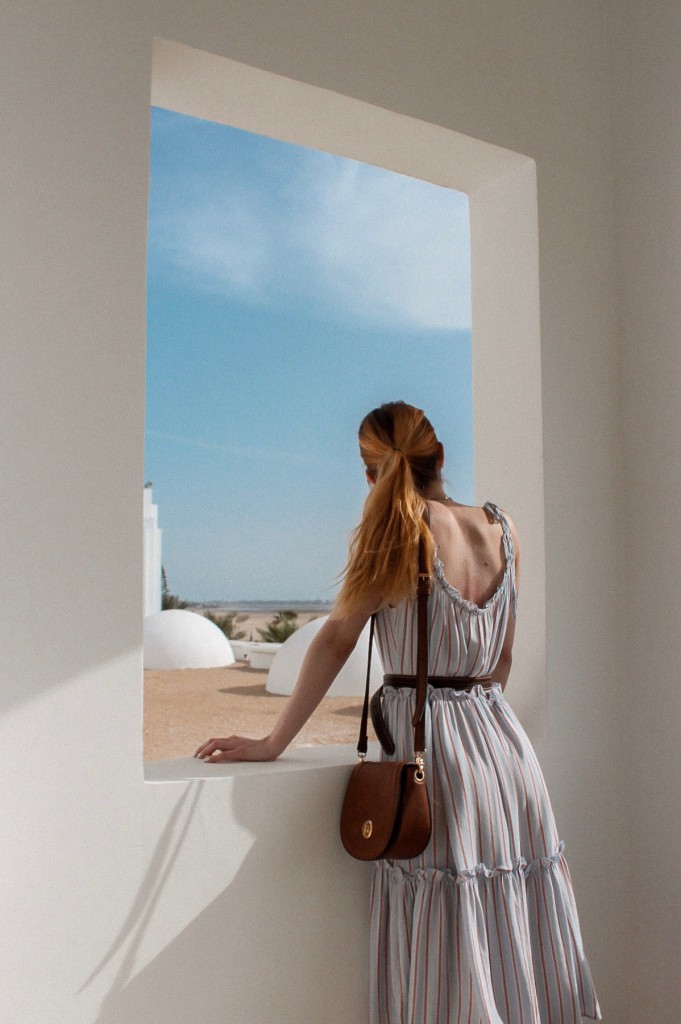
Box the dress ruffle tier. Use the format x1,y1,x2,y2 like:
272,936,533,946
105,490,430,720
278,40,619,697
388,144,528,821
370,842,601,1024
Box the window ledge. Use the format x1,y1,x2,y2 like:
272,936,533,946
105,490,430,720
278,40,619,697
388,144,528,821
143,741,380,783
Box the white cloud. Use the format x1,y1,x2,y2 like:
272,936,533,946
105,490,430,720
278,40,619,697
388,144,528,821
151,192,270,298
150,150,471,331
301,157,471,330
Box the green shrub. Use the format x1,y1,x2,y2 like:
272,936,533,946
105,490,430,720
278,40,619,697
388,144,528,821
202,611,247,641
257,610,299,643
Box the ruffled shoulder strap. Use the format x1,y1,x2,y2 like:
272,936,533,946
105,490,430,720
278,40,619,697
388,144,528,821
483,501,517,616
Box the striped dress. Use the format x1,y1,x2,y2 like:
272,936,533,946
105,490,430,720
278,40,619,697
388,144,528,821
369,502,601,1024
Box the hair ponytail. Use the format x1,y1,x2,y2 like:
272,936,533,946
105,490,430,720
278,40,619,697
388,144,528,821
334,402,440,617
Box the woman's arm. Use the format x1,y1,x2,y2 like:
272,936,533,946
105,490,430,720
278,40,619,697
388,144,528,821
194,606,373,762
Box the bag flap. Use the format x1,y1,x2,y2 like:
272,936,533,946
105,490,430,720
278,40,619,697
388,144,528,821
340,760,406,860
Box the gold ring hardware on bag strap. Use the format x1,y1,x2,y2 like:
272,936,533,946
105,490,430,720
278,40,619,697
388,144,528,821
414,751,426,783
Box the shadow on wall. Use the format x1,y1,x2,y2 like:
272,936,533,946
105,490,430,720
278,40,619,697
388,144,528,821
88,772,370,1024
80,783,204,998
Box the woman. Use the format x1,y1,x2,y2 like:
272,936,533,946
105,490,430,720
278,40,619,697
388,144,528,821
195,401,601,1024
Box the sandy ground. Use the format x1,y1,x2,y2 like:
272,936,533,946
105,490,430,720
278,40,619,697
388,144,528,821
144,661,372,761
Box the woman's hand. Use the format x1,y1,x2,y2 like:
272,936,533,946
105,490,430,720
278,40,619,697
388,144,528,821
193,734,282,763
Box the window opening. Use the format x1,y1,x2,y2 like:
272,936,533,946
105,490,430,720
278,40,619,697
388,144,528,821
144,106,473,762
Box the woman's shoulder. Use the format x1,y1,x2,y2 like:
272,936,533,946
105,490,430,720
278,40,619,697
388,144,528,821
426,498,514,528
428,499,520,557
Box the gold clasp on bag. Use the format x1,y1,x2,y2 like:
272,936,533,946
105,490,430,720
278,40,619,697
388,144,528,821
362,820,373,839
414,752,426,784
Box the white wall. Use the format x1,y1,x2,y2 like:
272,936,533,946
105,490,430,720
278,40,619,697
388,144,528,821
2,1,663,1021
611,3,681,1019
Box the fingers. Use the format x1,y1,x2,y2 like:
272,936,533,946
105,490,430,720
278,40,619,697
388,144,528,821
193,736,240,759
203,748,247,763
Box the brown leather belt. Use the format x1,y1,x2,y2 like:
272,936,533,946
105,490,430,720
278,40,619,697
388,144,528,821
383,673,494,691
371,674,496,755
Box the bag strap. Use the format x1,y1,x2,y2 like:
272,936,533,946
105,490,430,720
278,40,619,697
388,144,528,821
413,535,430,754
356,614,375,758
356,534,430,760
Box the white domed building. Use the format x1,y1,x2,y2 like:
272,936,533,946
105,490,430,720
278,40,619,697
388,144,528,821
143,609,235,670
266,615,382,697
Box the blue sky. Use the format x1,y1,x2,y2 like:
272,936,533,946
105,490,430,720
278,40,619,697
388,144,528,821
146,107,473,602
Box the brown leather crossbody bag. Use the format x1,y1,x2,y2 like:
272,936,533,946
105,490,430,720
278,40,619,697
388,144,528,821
339,538,432,861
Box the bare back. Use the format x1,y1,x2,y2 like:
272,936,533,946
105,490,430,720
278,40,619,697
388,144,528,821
425,499,519,609
375,499,518,681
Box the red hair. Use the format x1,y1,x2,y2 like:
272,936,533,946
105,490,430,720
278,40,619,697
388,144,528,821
334,402,441,617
